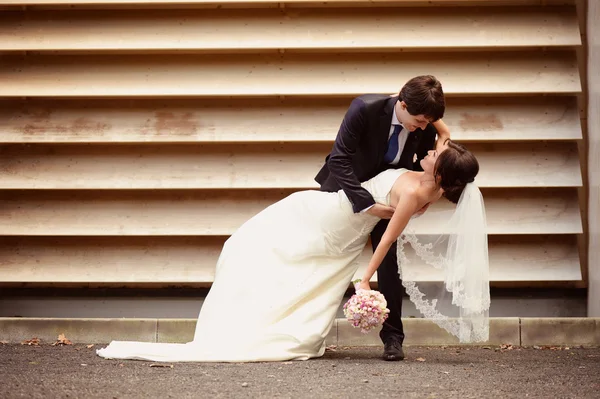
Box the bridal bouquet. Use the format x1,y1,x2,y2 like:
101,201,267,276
343,282,390,334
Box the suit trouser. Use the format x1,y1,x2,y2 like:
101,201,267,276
370,218,405,344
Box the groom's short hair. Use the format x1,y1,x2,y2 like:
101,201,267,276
399,75,445,122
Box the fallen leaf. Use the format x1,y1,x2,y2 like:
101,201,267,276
415,357,426,362
86,344,95,349
500,344,514,351
80,364,88,366
149,363,173,368
52,333,72,346
21,337,40,346
325,345,337,352
482,346,491,350
533,345,542,350
29,361,39,365
0,340,8,345
442,371,450,374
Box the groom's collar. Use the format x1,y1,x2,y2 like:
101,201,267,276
392,104,401,127
384,95,398,115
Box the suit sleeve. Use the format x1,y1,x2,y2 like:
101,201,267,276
327,98,377,213
412,124,437,171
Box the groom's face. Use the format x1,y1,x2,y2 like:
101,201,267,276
396,101,430,132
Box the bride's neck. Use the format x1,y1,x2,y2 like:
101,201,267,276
417,172,437,186
416,172,441,198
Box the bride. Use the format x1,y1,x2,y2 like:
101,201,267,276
97,139,488,363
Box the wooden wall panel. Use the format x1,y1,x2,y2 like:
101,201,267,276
0,142,583,189
0,189,582,236
0,0,588,290
0,0,579,8
0,235,581,284
0,8,580,51
0,52,581,97
0,97,582,143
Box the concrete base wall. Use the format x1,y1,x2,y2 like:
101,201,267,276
2,317,599,347
1,295,587,319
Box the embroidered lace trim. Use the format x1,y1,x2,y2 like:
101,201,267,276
397,230,490,343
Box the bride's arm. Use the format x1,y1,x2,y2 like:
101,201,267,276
357,191,420,290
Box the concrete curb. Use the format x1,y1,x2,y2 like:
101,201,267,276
1,317,599,346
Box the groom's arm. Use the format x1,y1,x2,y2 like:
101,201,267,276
327,98,377,213
410,120,447,215
412,123,438,171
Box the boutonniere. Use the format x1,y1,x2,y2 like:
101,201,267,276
413,153,418,163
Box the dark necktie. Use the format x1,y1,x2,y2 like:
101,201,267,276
384,124,402,164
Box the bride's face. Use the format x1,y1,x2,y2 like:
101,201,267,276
420,141,449,174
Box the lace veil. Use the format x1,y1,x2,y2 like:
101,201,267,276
397,183,490,343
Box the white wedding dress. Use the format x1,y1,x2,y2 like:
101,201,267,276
97,168,407,362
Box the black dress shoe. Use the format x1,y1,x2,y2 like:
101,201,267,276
382,339,405,361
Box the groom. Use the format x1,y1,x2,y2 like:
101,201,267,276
315,75,446,361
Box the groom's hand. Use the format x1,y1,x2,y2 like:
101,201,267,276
366,204,395,219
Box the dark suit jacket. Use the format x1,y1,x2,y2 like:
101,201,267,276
315,94,437,213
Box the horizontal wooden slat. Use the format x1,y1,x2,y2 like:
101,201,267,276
0,7,580,52
0,142,582,189
0,52,581,97
0,0,577,7
0,235,581,284
0,188,582,235
0,97,582,143
356,235,582,283
0,0,578,6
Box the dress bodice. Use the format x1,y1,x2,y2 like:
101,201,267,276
360,168,409,207
322,168,409,255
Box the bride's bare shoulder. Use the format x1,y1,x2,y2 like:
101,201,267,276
393,172,419,195
391,176,422,208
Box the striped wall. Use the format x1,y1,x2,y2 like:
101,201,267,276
0,0,588,293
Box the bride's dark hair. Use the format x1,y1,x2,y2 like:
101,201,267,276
434,141,479,204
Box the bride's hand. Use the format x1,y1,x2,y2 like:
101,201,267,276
356,280,372,291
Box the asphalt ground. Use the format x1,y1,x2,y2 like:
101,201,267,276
1,343,599,398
